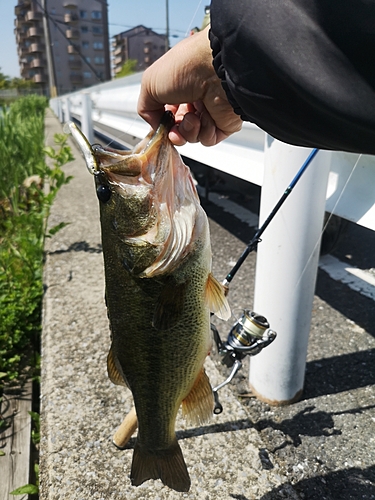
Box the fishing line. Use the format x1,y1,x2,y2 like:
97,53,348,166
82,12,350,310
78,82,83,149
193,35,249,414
292,152,362,293
184,0,204,37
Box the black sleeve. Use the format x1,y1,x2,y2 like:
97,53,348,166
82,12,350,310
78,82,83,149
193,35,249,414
209,0,375,154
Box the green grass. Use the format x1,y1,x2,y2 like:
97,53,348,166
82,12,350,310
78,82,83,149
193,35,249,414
0,95,73,385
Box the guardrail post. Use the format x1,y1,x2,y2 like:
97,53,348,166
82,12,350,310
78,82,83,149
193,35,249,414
63,97,71,123
249,137,331,404
57,99,63,123
81,92,94,144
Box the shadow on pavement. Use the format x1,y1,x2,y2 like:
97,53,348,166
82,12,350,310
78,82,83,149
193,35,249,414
260,464,375,500
304,349,375,398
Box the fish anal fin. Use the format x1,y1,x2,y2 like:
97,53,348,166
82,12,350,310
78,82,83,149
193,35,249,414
131,438,190,492
152,280,187,330
205,273,231,321
181,368,214,426
107,347,127,387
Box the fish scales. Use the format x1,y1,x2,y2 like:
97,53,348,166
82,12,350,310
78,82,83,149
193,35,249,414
67,112,230,493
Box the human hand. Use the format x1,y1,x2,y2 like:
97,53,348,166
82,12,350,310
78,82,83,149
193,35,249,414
137,27,242,147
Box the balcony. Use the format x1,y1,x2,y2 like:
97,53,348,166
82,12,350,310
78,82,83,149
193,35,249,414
32,73,46,84
30,58,45,68
27,26,43,37
28,42,44,53
67,44,77,54
14,17,24,28
63,1,78,8
20,61,30,71
24,10,42,22
113,46,122,56
15,32,26,44
66,29,80,39
15,1,31,15
64,13,78,24
114,56,123,65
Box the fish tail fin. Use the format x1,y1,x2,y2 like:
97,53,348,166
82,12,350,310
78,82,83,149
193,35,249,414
131,438,191,492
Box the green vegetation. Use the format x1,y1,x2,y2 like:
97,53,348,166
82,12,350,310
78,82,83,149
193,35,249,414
0,68,38,106
0,95,73,387
115,59,138,78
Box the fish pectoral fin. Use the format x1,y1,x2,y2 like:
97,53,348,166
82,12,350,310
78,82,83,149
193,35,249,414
205,273,231,321
107,347,128,387
131,438,190,492
181,368,214,426
152,280,187,330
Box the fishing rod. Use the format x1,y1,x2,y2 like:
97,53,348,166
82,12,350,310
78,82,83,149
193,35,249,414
211,148,319,413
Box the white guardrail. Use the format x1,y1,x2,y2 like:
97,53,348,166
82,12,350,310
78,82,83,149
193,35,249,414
50,72,375,405
50,71,375,231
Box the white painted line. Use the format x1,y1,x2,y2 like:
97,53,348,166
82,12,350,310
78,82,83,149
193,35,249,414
197,186,259,228
199,185,375,301
319,255,375,301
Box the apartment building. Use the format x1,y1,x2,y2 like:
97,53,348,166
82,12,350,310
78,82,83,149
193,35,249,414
112,25,166,76
14,0,111,95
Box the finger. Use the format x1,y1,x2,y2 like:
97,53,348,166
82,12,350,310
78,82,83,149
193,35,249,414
197,108,218,146
178,112,201,143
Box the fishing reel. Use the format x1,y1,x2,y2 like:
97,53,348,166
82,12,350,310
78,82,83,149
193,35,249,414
211,310,276,414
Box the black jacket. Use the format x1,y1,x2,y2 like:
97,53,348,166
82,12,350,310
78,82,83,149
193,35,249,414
210,0,375,154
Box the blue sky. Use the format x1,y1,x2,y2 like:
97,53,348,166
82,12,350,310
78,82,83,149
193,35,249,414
0,0,208,78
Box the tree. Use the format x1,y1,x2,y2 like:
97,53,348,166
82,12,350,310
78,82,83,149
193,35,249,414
0,69,11,89
115,59,138,79
0,69,36,92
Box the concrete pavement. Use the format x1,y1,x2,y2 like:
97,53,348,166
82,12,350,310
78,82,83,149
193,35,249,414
40,109,375,499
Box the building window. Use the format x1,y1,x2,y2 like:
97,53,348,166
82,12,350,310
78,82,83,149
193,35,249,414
80,10,87,19
91,11,102,19
94,56,104,64
85,56,91,63
81,26,88,33
92,26,103,34
83,72,91,79
82,41,89,49
93,42,103,49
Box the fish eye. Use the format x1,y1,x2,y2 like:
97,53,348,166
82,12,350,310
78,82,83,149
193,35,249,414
97,184,111,203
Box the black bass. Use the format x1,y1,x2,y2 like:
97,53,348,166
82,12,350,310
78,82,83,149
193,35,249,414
68,112,230,492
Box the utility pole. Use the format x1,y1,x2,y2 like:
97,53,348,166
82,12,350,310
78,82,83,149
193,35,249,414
165,0,170,52
41,0,57,97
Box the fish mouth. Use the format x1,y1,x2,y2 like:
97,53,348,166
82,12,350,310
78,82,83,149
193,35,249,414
66,111,175,179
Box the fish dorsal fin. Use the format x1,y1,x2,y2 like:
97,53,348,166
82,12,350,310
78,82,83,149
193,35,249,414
107,347,128,387
181,368,214,426
205,273,231,321
152,280,187,330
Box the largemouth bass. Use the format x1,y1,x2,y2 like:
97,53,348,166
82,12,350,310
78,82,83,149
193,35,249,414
68,112,230,492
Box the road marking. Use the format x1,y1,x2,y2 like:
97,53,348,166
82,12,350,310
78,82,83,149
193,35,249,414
319,255,375,301
197,186,259,227
200,186,375,301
